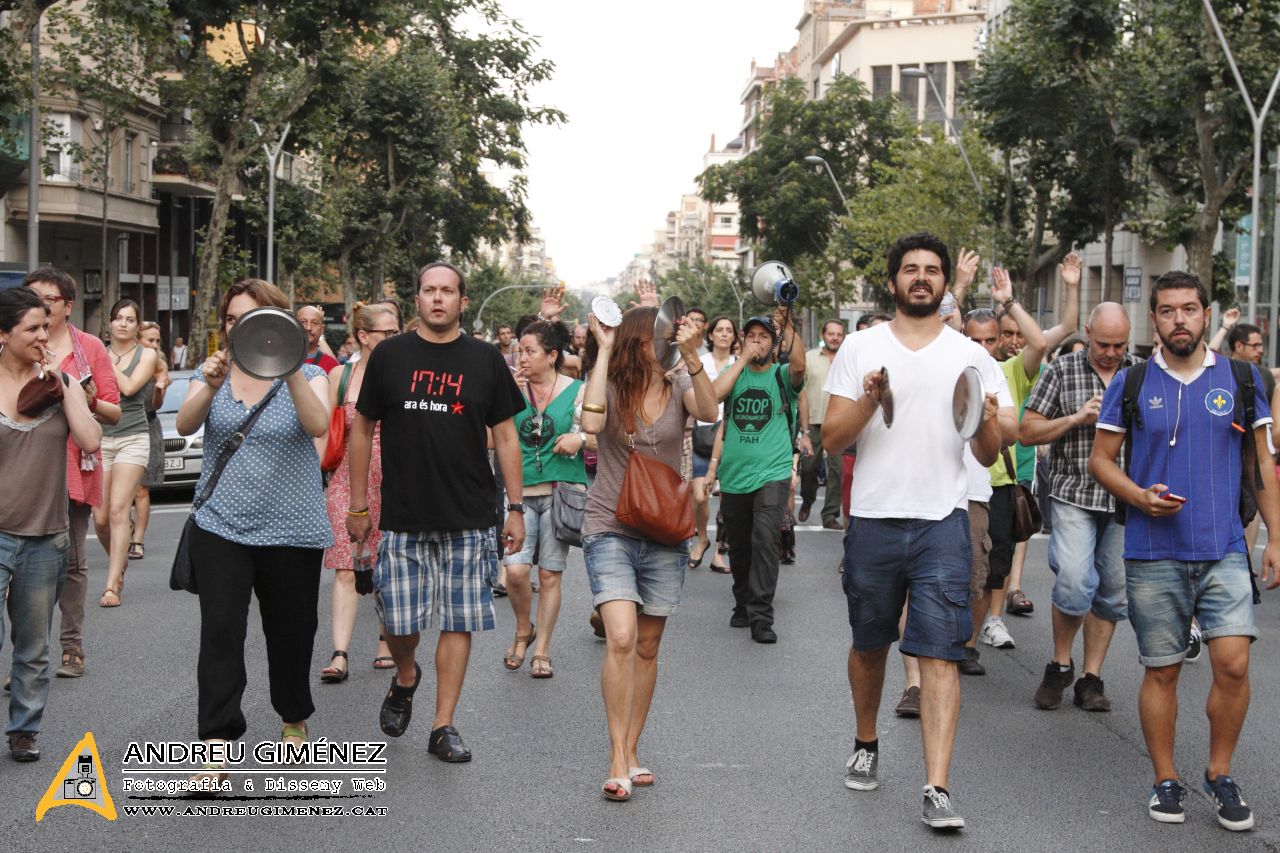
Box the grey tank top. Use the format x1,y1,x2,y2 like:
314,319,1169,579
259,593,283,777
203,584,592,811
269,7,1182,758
102,345,148,436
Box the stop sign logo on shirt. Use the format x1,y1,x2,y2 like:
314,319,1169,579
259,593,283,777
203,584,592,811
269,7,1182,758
732,387,774,434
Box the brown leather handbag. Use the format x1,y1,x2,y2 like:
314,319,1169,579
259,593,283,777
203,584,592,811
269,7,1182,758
1002,448,1043,543
615,411,695,546
17,366,65,416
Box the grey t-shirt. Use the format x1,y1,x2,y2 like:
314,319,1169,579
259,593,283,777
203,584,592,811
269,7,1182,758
583,374,693,540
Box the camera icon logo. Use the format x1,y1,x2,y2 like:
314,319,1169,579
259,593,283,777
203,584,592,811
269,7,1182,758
62,754,97,800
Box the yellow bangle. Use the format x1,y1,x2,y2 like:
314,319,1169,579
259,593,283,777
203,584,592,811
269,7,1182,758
582,402,606,414
347,508,369,517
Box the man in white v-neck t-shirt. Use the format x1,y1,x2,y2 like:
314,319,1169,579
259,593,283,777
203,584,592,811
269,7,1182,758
823,232,1012,831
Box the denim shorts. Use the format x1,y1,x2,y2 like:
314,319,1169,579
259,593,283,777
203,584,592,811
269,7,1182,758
582,532,689,617
1126,551,1257,667
502,494,569,572
841,508,972,661
1047,498,1127,621
375,529,497,635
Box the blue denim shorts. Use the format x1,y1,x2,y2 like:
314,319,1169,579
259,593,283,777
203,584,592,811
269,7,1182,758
375,529,497,635
1047,499,1127,621
502,494,570,572
841,508,972,661
1126,551,1257,667
582,532,689,617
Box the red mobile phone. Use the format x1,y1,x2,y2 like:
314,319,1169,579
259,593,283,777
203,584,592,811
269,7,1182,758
1160,492,1187,504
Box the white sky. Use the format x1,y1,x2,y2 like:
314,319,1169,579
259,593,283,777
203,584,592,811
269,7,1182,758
498,0,801,287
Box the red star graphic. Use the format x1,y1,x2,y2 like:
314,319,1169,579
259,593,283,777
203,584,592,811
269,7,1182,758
451,401,465,415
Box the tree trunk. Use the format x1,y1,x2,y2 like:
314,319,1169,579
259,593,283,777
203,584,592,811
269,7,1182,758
188,159,242,361
1101,185,1114,303
339,245,356,320
1184,217,1218,294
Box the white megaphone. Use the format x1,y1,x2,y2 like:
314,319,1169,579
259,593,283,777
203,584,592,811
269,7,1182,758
751,261,799,306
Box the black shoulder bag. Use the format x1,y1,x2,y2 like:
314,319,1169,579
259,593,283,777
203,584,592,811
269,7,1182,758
170,382,283,593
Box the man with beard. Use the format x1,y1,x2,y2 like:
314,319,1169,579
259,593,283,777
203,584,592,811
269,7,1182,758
347,261,525,762
714,309,805,644
1022,302,1138,713
1089,271,1280,830
799,319,846,529
823,232,1010,829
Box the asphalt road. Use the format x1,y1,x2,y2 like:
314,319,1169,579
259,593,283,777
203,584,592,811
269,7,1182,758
5,490,1280,851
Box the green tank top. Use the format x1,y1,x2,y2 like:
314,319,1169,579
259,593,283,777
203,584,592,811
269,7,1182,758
516,377,587,487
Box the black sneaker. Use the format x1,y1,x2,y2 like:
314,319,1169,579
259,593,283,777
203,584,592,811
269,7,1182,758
958,647,985,676
1185,626,1203,663
922,785,965,829
1072,673,1112,712
729,610,750,628
751,624,777,644
843,748,878,790
1148,779,1186,823
1034,661,1075,710
8,732,38,762
1202,773,1254,831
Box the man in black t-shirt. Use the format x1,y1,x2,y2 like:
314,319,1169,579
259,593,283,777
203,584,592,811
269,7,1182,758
348,261,525,763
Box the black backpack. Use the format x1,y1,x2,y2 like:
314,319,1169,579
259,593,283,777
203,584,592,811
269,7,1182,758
1115,357,1263,527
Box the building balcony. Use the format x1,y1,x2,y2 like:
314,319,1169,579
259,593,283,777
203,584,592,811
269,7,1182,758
151,145,217,197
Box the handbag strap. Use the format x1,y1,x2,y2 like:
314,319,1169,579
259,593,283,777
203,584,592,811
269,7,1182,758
192,381,284,511
336,362,353,407
1000,446,1017,484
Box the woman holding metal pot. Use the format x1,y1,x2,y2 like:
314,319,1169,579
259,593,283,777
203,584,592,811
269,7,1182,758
0,287,100,762
176,279,331,767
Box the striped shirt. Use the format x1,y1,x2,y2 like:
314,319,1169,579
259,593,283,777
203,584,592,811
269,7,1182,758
1024,348,1142,512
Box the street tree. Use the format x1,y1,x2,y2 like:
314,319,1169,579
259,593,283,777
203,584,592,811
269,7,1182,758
697,75,902,273
657,259,745,327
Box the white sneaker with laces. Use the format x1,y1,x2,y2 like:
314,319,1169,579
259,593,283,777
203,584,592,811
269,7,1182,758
980,617,1015,649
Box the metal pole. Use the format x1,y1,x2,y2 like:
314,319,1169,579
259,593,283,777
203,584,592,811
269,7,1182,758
1202,0,1280,330
1270,146,1280,365
924,75,981,195
27,19,40,270
252,121,290,283
470,283,553,332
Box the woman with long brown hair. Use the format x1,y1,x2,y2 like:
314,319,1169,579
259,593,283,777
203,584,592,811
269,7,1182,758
580,305,718,801
96,299,158,606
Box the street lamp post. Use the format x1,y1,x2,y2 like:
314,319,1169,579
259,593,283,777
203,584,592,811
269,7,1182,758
1201,0,1280,351
804,154,850,324
250,121,291,285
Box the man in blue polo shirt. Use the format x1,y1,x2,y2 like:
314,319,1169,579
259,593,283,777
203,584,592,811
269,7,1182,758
1090,270,1280,833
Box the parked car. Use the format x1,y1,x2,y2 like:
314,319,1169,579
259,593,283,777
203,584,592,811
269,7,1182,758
157,370,203,490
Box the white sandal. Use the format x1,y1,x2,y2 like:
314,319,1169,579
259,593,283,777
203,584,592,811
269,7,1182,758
629,766,654,787
602,777,633,801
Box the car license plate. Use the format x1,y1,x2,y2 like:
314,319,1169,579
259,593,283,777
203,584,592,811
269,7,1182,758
164,458,184,471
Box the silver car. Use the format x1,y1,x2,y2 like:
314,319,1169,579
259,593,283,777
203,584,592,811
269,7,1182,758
158,370,204,489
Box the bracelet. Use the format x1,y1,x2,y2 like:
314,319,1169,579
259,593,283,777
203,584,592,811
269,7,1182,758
347,508,369,517
579,432,588,448
1001,297,1017,311
582,402,606,414
687,363,705,377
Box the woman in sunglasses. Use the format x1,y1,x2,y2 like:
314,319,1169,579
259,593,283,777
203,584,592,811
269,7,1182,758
501,321,587,679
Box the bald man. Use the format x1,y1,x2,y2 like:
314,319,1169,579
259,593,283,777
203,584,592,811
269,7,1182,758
297,305,340,372
1020,303,1140,713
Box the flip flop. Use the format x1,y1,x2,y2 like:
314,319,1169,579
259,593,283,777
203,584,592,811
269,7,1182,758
602,777,633,802
629,767,655,787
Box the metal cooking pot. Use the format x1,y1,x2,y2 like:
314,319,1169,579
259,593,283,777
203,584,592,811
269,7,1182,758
228,306,309,380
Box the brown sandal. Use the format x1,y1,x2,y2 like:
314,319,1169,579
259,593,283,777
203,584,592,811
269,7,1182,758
503,626,535,670
99,588,121,608
530,655,553,679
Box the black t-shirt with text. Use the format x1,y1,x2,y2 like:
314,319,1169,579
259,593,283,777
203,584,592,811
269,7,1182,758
356,331,523,532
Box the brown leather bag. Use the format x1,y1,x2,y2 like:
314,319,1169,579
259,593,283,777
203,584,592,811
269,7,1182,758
1002,448,1043,543
17,367,65,416
614,411,695,546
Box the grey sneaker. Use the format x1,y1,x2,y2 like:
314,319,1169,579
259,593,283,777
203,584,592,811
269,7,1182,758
958,647,985,676
843,748,879,790
922,785,965,829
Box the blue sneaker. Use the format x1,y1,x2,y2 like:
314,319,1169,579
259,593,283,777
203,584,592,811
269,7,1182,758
1202,773,1254,831
1148,779,1186,823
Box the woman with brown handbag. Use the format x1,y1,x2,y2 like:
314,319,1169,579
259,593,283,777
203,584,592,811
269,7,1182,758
580,305,718,802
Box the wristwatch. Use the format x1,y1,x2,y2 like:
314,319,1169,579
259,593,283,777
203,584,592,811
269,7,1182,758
507,503,525,513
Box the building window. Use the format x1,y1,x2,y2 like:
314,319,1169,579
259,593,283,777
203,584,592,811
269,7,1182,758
872,65,892,100
925,63,949,130
953,61,974,132
44,112,82,181
897,66,921,119
833,53,842,78
123,131,136,192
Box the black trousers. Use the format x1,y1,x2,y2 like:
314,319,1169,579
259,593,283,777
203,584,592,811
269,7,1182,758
191,524,322,741
798,424,842,523
721,478,790,628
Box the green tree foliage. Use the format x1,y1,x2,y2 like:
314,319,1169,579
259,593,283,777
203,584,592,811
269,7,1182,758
967,0,1136,300
656,259,746,327
697,75,903,269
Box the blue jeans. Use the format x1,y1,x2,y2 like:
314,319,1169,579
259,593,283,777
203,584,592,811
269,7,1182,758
501,493,570,572
582,532,689,617
0,529,69,735
1047,499,1127,621
1126,552,1257,667
841,509,972,661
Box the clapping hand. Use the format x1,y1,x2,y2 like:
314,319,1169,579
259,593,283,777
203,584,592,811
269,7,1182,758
628,280,659,309
1059,252,1082,288
540,286,566,322
991,266,1013,305
1221,306,1241,330
955,248,980,291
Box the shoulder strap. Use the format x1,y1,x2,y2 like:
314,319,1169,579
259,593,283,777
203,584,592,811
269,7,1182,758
773,365,797,452
1001,446,1017,482
192,381,284,511
336,362,354,406
1229,358,1263,490
1119,361,1148,432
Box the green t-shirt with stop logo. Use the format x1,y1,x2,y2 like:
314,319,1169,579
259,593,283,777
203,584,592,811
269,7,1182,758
719,362,801,495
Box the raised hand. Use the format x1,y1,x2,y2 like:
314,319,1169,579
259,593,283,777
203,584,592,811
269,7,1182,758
201,350,231,389
955,248,980,291
990,266,1013,305
676,316,702,358
540,285,566,321
588,313,615,352
1221,306,1241,330
635,279,659,308
1059,252,1082,288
